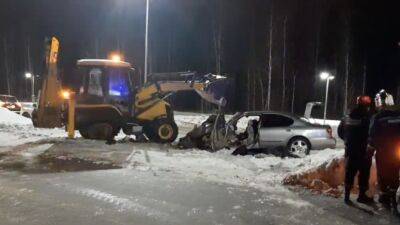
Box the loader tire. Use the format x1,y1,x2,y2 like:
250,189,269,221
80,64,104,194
146,119,178,143
112,127,121,137
79,128,90,139
86,123,114,140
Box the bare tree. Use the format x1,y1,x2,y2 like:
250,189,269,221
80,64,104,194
362,59,367,94
259,76,265,110
265,3,273,111
343,50,349,114
247,69,250,110
213,1,222,75
291,73,296,114
281,15,287,111
3,37,11,95
26,38,33,98
253,71,256,110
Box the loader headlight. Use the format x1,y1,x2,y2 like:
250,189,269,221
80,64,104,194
61,90,71,100
396,145,400,160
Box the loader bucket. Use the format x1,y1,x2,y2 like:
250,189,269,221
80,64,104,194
195,78,231,107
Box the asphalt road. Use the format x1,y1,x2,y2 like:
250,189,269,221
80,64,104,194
0,167,399,225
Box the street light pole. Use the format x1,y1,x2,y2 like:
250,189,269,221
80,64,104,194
320,72,334,125
31,75,35,103
323,77,330,125
144,0,150,84
25,72,35,103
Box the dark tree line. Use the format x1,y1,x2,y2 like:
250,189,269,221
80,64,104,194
0,0,398,118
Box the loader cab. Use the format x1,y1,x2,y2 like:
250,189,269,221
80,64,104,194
76,59,135,115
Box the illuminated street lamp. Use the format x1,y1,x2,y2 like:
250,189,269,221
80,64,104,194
320,72,335,124
25,72,35,103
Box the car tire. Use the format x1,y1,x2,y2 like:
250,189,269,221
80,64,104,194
146,119,178,143
287,137,311,158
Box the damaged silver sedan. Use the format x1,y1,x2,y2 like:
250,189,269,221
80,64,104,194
227,112,336,157
179,111,336,158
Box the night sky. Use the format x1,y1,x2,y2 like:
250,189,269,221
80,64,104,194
1,0,400,117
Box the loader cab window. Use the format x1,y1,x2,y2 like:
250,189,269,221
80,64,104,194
87,68,104,97
108,69,131,97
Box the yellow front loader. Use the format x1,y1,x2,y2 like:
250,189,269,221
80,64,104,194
32,37,228,143
73,60,228,143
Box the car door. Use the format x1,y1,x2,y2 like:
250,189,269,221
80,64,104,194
258,114,294,148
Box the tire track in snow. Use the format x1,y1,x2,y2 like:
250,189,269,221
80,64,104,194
53,183,172,221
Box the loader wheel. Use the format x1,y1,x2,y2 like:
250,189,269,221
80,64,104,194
112,127,121,136
79,128,90,139
86,123,115,140
146,119,178,143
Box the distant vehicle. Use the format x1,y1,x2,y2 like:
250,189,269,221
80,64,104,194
0,95,32,118
0,95,22,113
228,111,336,157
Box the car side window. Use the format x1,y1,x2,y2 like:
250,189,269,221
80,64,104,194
260,114,294,128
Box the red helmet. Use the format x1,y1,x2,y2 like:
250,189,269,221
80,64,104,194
357,95,372,106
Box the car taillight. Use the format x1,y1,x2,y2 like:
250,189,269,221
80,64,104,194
326,127,333,138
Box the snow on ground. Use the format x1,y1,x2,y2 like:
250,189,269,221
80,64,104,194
126,147,344,206
0,108,31,125
0,108,346,200
0,108,66,147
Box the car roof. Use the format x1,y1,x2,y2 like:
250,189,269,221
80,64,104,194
77,59,132,68
243,111,296,118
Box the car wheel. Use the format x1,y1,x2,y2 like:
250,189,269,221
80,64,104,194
287,137,311,158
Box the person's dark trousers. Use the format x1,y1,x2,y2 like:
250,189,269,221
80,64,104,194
375,150,400,208
345,155,372,200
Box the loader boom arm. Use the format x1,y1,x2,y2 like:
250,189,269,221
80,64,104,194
136,76,227,107
33,37,63,128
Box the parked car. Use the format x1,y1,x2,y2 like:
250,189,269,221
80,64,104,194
228,111,336,157
0,95,22,112
0,95,33,118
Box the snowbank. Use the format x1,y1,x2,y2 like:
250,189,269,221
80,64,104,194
0,107,66,147
0,108,31,125
127,147,344,205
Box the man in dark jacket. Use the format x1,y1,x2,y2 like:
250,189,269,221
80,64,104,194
369,91,400,214
338,95,374,204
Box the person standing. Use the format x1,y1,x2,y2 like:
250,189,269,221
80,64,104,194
369,90,400,214
338,95,374,204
